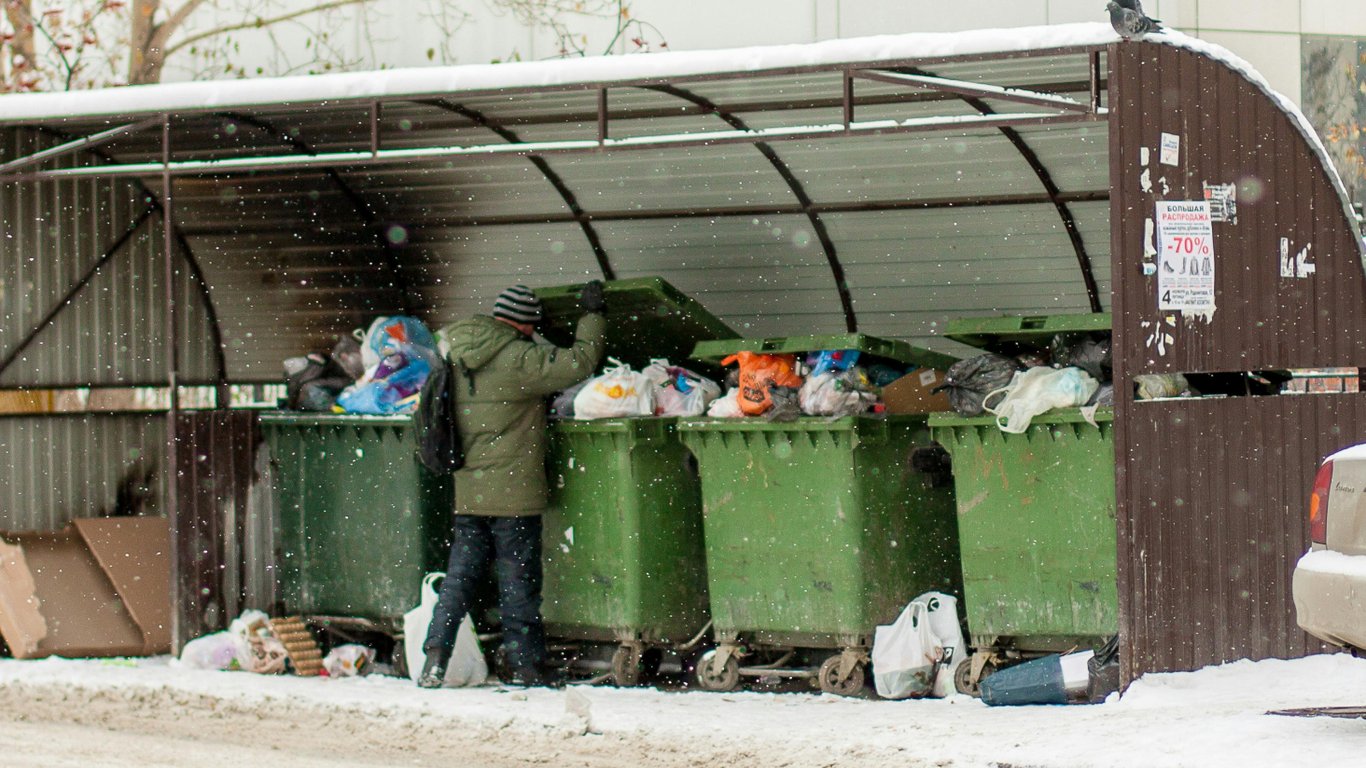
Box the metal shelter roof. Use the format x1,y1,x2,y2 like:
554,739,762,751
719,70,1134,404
0,23,1334,386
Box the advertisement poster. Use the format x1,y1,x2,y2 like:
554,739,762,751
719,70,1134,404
1155,200,1216,312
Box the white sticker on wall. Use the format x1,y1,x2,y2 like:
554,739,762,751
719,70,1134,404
1156,201,1216,313
1160,132,1180,166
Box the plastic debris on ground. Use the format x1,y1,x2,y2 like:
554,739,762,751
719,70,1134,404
871,591,965,700
322,645,376,678
178,611,326,677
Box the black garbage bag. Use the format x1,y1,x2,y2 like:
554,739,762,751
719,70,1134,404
283,353,352,411
1051,335,1112,382
1087,635,1121,703
932,353,1019,417
764,385,802,423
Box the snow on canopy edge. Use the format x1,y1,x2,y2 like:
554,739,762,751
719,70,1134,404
2,22,1121,123
1149,30,1364,262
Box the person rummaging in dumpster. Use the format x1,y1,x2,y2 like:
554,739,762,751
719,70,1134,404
419,281,606,689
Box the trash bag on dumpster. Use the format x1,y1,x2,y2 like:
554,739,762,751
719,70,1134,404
1050,334,1112,382
806,349,861,378
983,366,1098,433
764,385,803,422
337,352,432,415
357,316,438,372
551,379,591,420
932,353,1020,417
646,360,722,417
573,359,655,419
722,351,804,416
799,370,877,417
706,388,744,417
283,353,353,411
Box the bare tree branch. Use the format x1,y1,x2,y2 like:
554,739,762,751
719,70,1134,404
162,0,370,60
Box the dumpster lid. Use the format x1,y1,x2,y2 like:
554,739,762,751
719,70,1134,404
537,277,738,371
944,313,1112,355
691,334,957,371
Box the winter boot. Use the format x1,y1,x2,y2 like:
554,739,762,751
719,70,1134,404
417,649,450,689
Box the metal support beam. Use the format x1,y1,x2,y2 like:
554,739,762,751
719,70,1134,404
0,117,161,175
646,84,859,332
597,88,609,145
162,112,184,652
853,69,1096,113
1,111,1102,182
0,204,158,379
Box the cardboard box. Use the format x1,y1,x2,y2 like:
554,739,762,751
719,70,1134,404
881,368,953,414
0,517,171,659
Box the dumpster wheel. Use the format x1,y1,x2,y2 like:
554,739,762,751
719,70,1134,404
611,643,660,687
695,648,741,692
817,653,866,697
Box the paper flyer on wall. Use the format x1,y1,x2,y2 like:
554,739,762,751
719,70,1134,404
1155,201,1216,313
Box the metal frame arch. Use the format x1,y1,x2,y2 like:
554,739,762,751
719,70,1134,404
25,126,231,398
214,112,417,316
422,100,615,281
899,67,1104,313
642,84,859,333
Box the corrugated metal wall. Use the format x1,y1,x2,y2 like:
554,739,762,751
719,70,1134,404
0,412,168,530
1110,43,1366,680
0,129,220,388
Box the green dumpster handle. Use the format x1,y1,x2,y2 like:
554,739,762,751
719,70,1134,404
926,407,1113,428
690,334,957,370
944,313,1111,353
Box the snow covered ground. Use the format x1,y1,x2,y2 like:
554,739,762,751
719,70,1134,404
2,654,1365,767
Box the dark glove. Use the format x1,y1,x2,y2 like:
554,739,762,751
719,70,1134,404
579,280,606,313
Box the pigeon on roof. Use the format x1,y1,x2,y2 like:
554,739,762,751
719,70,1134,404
1107,0,1163,39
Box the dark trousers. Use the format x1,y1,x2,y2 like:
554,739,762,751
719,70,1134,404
423,514,545,672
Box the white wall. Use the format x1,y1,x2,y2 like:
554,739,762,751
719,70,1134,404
166,0,1366,110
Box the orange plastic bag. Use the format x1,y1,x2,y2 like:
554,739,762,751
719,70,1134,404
721,351,804,416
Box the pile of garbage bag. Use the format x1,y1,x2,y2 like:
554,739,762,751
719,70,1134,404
281,316,440,415
556,348,917,421
934,332,1122,432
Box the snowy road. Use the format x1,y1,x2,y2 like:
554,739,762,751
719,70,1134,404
3,654,1366,767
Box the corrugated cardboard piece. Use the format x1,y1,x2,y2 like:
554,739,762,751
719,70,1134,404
881,369,953,415
0,517,170,659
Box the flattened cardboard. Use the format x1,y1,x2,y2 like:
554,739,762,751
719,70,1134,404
0,517,170,659
72,518,172,654
881,369,953,415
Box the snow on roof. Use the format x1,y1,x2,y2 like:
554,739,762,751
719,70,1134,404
5,23,1121,122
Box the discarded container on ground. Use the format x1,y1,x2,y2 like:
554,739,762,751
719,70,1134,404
680,334,962,696
537,277,736,686
930,314,1117,695
263,414,453,636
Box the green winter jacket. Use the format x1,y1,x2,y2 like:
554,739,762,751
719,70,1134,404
443,312,605,517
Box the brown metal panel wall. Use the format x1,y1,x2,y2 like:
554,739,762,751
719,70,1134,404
173,410,263,647
1111,43,1366,680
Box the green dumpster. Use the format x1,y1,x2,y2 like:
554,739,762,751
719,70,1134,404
536,277,736,685
930,313,1116,694
679,334,962,695
263,414,452,630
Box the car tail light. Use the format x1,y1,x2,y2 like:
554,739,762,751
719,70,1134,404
1309,459,1334,544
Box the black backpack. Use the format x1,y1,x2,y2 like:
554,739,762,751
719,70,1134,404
414,357,464,474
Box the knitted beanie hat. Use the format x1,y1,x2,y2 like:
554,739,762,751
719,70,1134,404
492,284,543,324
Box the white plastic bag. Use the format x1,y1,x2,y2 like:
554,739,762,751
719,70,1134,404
179,631,249,671
323,644,376,677
982,366,1098,434
798,372,876,417
706,387,744,418
572,358,656,419
653,364,722,417
916,591,967,698
403,572,488,687
872,600,943,699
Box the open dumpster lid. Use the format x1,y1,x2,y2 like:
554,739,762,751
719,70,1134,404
691,333,958,371
944,313,1112,355
537,277,738,371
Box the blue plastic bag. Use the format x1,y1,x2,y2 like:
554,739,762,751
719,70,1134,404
357,316,437,372
806,349,860,378
337,354,432,415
